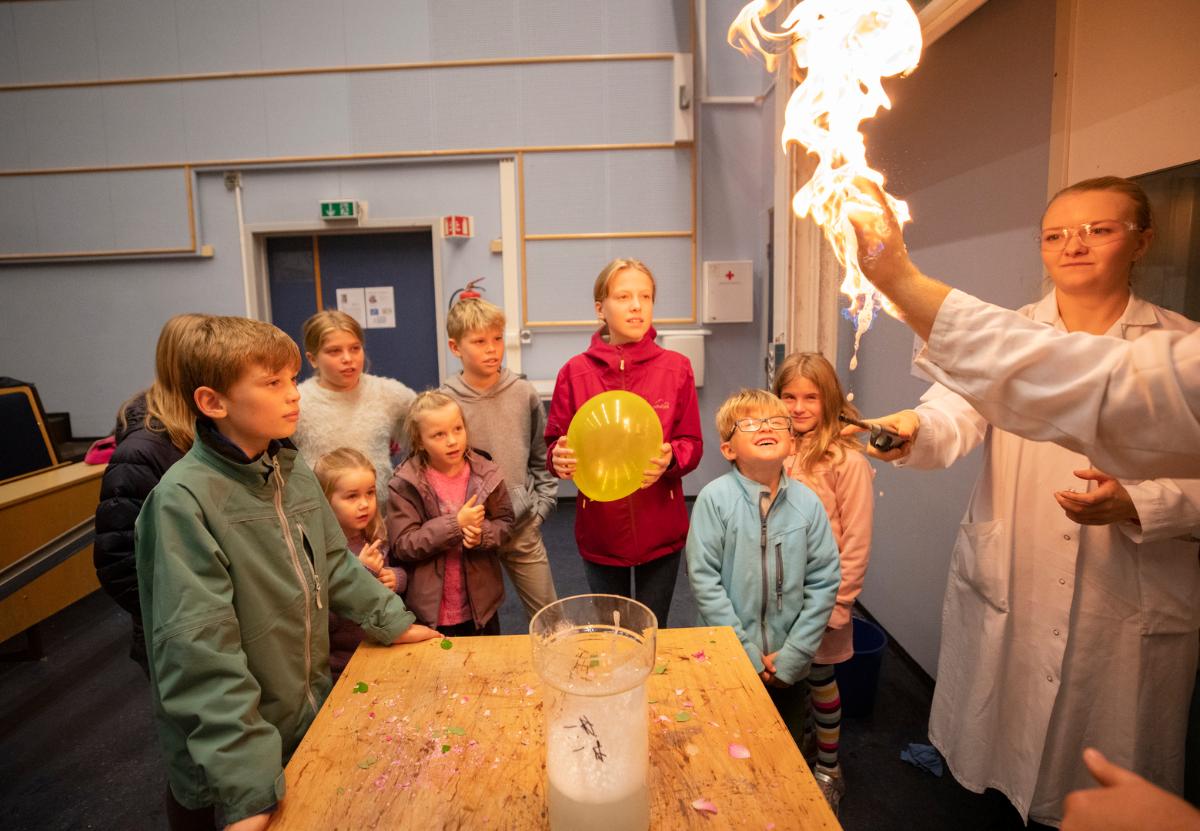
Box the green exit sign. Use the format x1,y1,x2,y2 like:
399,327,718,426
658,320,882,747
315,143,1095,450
320,200,358,219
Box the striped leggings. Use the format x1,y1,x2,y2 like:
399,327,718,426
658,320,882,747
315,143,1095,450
807,663,841,768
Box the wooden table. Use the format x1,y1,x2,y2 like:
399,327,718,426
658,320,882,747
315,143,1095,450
0,461,104,644
271,625,841,830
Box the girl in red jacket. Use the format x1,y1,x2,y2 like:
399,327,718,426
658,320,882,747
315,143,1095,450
546,258,703,627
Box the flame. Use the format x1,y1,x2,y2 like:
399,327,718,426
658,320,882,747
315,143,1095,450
729,0,921,364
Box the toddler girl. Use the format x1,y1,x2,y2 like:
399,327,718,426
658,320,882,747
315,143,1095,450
313,447,407,680
386,391,514,636
295,310,416,510
773,351,875,815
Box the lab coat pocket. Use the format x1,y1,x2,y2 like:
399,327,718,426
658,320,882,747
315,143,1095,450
950,519,1010,613
1137,538,1200,635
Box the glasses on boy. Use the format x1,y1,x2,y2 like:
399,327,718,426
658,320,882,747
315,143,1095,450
728,416,792,439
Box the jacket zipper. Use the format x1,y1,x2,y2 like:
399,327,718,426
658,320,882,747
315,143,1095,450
775,542,784,612
297,522,323,610
759,492,770,655
272,459,318,714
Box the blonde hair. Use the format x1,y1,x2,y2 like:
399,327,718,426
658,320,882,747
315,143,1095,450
447,297,506,341
1045,175,1154,232
121,313,211,451
593,258,657,303
715,388,791,443
313,447,384,543
772,351,863,474
302,309,364,358
179,316,301,417
403,390,467,465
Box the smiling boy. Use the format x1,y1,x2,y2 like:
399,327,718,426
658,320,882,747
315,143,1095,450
135,316,437,831
685,389,840,740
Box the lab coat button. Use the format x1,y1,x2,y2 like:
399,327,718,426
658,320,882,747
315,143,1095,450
1053,628,1060,636
1047,675,1054,682
1058,578,1066,585
1063,534,1072,541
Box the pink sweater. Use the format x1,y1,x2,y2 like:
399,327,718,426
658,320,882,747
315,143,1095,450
787,446,875,664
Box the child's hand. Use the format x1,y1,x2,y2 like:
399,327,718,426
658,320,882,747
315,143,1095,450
357,539,385,575
393,623,441,644
378,568,398,591
762,651,778,675
551,437,576,478
461,523,482,548
641,443,673,488
456,494,485,531
224,813,272,831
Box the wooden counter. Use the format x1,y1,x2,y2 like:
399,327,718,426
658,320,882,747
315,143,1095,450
271,625,841,830
0,462,104,644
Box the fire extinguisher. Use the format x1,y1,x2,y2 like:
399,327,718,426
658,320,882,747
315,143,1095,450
449,277,485,307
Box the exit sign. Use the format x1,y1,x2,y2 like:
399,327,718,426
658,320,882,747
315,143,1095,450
320,200,358,220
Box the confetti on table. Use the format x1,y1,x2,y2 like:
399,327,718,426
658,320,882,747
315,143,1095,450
441,744,451,754
440,638,453,650
653,664,668,674
728,743,751,759
691,650,708,662
691,797,719,815
674,711,692,722
685,743,701,757
352,682,368,694
357,756,378,769
446,726,466,736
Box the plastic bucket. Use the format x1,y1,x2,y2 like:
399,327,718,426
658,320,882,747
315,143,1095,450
834,617,888,718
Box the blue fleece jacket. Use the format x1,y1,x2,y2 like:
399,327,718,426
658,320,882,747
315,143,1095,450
685,468,841,684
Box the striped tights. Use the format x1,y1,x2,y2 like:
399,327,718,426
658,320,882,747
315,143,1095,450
807,663,841,768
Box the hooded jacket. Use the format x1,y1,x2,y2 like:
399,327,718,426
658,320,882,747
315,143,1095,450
135,420,416,823
685,468,841,685
545,327,703,566
440,368,557,524
94,393,186,616
386,450,514,628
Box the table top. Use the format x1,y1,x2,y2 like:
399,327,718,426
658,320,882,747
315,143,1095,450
270,625,842,830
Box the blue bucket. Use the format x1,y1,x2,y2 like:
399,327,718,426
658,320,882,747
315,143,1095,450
834,617,888,718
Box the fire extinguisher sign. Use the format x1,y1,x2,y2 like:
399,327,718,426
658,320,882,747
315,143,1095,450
442,215,474,238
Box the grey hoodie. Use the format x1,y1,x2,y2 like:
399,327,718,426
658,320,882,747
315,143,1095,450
441,368,557,523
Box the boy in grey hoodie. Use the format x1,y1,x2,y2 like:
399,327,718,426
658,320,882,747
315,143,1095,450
441,298,558,618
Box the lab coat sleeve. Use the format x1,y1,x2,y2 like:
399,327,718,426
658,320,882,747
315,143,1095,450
684,491,765,674
917,289,1200,480
900,381,991,471
1120,477,1200,543
774,506,841,686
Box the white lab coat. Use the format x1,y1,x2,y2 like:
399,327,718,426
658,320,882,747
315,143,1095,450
917,289,1200,479
904,292,1200,825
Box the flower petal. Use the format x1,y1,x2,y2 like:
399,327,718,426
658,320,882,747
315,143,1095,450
728,743,751,759
691,797,719,815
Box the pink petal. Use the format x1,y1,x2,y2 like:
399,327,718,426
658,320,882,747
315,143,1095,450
728,743,751,759
691,650,708,662
691,797,719,815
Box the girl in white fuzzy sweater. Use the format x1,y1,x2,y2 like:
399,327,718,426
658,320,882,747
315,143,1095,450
294,310,416,510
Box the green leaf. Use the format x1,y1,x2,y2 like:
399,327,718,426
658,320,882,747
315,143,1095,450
441,744,451,754
446,726,466,736
440,638,453,650
648,698,659,704
589,656,600,667
336,787,345,795
352,682,368,694
653,664,668,675
357,756,377,769
674,711,692,722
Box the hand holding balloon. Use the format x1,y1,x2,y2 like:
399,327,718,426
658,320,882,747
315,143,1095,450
641,443,673,489
550,437,577,479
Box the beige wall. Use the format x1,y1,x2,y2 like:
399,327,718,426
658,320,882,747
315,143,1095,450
1053,0,1200,186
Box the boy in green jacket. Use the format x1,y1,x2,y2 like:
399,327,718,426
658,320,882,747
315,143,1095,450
135,316,439,831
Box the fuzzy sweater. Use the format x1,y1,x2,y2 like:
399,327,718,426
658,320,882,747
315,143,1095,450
441,368,557,524
294,373,416,506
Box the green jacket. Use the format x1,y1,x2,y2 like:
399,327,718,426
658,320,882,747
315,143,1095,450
135,425,415,823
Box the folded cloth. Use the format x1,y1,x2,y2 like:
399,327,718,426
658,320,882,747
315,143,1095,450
900,742,944,777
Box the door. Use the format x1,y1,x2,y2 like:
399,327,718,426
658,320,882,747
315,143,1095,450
265,230,440,391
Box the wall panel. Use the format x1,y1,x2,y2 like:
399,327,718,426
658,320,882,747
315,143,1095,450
11,1,100,84
94,0,180,78
175,1,263,75
182,79,270,161
21,89,107,169
101,85,188,165
343,0,432,64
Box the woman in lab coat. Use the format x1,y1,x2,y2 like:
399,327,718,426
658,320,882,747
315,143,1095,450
877,177,1200,826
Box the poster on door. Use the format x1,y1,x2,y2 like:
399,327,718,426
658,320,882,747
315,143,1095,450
336,287,367,328
365,286,396,328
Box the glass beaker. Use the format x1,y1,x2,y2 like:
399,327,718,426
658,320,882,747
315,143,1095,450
530,594,658,831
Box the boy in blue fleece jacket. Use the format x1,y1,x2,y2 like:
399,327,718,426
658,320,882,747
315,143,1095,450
685,389,840,733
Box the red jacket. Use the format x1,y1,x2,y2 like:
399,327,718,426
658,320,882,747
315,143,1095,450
546,327,703,566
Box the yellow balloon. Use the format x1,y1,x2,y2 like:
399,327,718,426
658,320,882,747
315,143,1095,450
567,391,665,503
